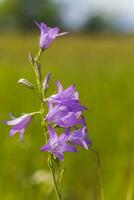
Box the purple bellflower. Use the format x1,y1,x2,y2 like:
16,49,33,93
48,81,87,111
46,103,83,128
68,126,91,150
46,81,87,128
36,22,68,50
4,114,33,141
41,126,77,161
49,81,79,104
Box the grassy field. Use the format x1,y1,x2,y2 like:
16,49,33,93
0,33,134,200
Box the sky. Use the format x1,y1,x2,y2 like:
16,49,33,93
53,0,134,31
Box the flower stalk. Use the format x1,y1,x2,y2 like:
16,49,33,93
5,21,92,200
48,157,61,200
33,49,62,199
90,148,104,200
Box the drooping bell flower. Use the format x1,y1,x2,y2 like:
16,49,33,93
4,114,33,141
48,81,87,111
49,81,79,104
46,102,84,128
36,22,68,50
41,126,77,161
68,126,91,150
46,81,87,128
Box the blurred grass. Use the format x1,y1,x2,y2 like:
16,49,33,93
0,33,134,200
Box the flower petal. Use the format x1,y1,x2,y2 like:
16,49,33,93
40,22,48,33
55,152,64,161
5,114,29,126
59,99,87,112
58,128,70,143
48,27,60,39
9,128,18,137
40,144,51,151
56,80,63,93
46,104,69,122
58,84,75,99
48,126,58,145
58,112,82,128
62,144,78,152
20,129,25,142
57,32,68,36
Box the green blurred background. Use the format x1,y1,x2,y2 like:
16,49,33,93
0,0,134,200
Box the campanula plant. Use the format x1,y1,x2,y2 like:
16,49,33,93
4,22,104,200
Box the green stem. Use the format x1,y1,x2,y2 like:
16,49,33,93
30,111,40,116
29,51,42,99
90,148,104,200
35,48,43,61
33,49,61,200
35,50,48,140
49,157,62,200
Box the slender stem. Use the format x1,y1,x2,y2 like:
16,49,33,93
49,157,62,200
29,50,43,100
30,111,40,116
33,49,61,200
35,48,43,61
35,50,48,140
90,148,104,200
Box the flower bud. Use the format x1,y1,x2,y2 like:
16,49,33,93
18,78,34,90
34,61,41,80
43,72,51,90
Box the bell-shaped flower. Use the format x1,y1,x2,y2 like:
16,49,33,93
41,126,77,161
68,126,91,150
49,81,79,104
49,81,87,111
46,103,84,128
4,113,33,141
36,22,68,50
46,81,87,128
